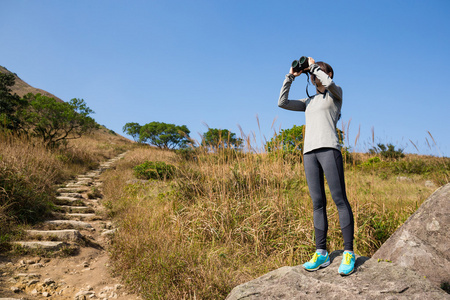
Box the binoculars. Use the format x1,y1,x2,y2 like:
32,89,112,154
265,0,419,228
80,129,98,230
291,56,309,73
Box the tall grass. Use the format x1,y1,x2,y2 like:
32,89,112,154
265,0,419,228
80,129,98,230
0,129,133,251
102,141,449,299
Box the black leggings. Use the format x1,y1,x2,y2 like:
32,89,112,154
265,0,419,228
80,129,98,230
303,148,354,251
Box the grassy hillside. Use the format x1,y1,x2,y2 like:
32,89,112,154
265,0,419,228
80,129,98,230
0,65,64,102
1,65,449,299
0,65,135,250
0,128,134,247
101,146,449,299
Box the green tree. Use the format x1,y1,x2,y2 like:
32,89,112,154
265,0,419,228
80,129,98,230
0,72,28,130
266,124,344,154
139,121,191,149
266,125,306,153
369,143,405,160
22,93,96,147
202,128,243,149
122,122,142,142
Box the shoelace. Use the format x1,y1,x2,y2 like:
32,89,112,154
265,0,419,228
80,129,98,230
343,252,353,265
309,252,320,263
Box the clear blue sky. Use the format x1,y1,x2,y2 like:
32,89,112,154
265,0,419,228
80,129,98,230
1,0,449,156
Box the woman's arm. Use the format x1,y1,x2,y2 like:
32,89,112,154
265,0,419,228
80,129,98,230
278,73,307,111
309,64,342,101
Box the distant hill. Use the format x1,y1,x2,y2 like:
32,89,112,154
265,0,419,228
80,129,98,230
0,65,64,103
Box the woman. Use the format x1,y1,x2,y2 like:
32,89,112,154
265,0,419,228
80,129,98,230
278,57,355,276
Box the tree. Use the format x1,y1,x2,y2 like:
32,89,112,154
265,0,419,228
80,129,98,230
139,121,191,149
202,128,243,149
369,143,405,160
122,122,142,142
0,72,28,130
22,93,97,147
266,125,306,153
266,124,344,154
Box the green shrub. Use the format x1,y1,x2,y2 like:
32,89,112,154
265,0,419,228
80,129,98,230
369,143,405,160
133,161,176,180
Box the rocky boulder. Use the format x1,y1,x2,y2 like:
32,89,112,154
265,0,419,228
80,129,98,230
226,251,449,299
372,183,450,287
227,184,450,299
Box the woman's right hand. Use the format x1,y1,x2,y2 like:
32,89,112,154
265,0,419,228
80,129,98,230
289,67,303,77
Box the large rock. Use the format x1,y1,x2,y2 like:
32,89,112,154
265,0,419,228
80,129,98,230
226,251,449,299
372,183,450,286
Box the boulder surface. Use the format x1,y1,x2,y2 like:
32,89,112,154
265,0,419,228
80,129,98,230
227,184,450,299
226,251,449,299
372,183,450,286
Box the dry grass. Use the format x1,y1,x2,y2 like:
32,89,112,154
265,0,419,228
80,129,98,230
0,129,134,251
102,145,448,299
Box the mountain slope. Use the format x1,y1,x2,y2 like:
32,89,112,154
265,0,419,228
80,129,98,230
0,65,64,102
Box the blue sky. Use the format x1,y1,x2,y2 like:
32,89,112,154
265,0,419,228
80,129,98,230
1,0,449,156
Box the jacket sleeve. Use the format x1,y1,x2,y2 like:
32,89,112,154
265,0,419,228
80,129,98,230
278,74,307,111
309,64,342,101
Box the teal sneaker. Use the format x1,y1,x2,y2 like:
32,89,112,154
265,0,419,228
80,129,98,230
338,251,356,276
302,252,330,271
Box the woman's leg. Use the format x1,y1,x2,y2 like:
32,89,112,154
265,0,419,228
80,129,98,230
316,148,354,251
303,151,328,251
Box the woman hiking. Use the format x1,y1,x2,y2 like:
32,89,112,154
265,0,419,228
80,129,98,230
277,57,356,276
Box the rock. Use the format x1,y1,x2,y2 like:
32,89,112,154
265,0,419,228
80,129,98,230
12,241,67,251
101,228,118,237
57,187,88,193
425,180,436,188
10,286,20,293
58,193,84,198
26,229,83,241
27,279,39,286
43,278,55,286
372,183,450,287
65,213,99,221
74,290,95,300
226,251,449,299
44,220,93,230
396,176,413,182
54,196,85,206
57,205,94,213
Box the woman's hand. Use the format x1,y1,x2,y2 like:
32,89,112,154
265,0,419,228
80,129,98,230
302,57,315,72
289,67,303,77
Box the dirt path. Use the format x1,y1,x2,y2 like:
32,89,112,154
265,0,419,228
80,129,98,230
0,153,139,300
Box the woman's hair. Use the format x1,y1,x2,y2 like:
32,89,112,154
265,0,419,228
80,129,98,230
316,61,334,79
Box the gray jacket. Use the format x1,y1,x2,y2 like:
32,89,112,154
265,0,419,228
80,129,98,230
278,64,343,154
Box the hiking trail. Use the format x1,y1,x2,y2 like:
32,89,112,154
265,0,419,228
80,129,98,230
0,152,138,300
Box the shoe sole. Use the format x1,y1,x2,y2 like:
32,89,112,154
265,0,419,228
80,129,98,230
304,259,330,272
338,267,355,276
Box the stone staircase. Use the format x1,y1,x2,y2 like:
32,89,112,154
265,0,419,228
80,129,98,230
1,152,132,299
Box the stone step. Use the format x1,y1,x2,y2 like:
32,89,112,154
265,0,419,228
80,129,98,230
54,197,85,206
44,220,93,230
26,229,82,241
58,192,83,199
57,187,88,193
65,213,99,221
56,205,94,213
73,178,93,183
12,241,68,251
78,174,98,179
66,182,92,187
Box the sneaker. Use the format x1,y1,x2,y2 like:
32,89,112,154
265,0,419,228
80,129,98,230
338,251,356,276
303,252,330,271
